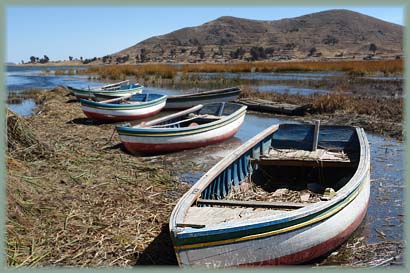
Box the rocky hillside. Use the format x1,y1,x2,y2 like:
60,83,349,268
101,9,403,64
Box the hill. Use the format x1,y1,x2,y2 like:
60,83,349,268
101,9,403,64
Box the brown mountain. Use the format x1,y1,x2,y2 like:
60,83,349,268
102,9,403,64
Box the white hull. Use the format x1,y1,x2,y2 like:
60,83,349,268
81,100,166,118
177,173,370,267
119,114,245,145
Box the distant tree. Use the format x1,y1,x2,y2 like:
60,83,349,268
115,55,129,64
369,43,377,54
69,56,73,61
39,55,49,64
140,48,146,62
322,35,338,45
230,47,246,59
80,56,83,61
189,38,200,46
250,47,259,60
308,47,317,57
83,57,97,64
197,46,205,59
284,43,296,50
102,55,110,63
218,46,223,56
264,47,275,56
21,60,25,64
250,47,266,61
30,56,36,63
35,57,40,62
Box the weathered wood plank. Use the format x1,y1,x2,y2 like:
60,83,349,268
256,159,357,168
176,223,206,228
236,98,311,116
183,206,282,226
255,148,358,167
196,198,306,209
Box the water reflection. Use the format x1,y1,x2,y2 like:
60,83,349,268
6,65,96,92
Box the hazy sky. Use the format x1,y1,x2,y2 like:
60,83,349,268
6,6,404,63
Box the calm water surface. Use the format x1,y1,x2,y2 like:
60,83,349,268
7,99,36,117
255,84,329,95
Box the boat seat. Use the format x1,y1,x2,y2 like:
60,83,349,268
182,206,282,227
255,148,358,168
196,198,306,209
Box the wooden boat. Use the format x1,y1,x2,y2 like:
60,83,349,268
68,81,144,100
169,123,370,267
237,98,312,116
80,93,167,121
68,80,129,92
164,87,241,110
116,102,247,154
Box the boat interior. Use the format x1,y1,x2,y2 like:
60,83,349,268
181,124,361,228
101,93,164,105
150,102,243,128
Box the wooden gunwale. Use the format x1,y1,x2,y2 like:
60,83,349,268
117,107,246,137
141,105,203,127
167,87,240,99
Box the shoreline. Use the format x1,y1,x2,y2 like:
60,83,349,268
7,86,404,141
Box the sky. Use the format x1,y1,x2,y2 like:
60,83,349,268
6,6,405,63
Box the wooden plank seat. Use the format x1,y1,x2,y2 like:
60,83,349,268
255,148,358,167
151,114,222,128
181,206,285,228
196,198,306,209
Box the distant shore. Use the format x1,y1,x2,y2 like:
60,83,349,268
9,62,88,67
8,57,403,69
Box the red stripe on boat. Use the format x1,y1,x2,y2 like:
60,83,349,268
237,199,369,266
83,109,161,121
122,127,240,154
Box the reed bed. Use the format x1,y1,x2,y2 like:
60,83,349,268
239,86,403,139
179,59,403,74
7,109,53,161
240,86,402,120
81,64,177,80
54,69,76,76
6,88,189,266
80,60,403,81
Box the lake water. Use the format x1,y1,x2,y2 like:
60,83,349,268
191,71,345,81
6,66,333,116
255,84,329,95
7,99,36,117
6,65,101,92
